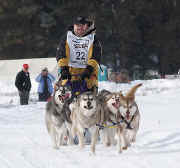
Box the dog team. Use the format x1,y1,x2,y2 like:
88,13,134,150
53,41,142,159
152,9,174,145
45,79,142,154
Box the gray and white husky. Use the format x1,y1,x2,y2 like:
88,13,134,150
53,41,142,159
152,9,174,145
70,91,103,154
97,89,121,147
45,82,74,149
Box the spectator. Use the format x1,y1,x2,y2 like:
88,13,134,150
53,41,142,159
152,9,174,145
35,67,55,101
15,64,31,105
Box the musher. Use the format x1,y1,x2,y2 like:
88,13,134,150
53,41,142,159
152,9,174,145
56,16,102,96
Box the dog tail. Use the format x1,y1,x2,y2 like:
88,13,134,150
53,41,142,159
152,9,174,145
126,83,142,98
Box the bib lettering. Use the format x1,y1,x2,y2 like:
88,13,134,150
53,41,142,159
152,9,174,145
67,31,94,68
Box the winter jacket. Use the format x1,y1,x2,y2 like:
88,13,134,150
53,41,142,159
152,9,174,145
35,73,55,94
15,70,31,92
56,27,102,89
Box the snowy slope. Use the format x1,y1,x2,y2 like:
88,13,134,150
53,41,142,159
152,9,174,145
0,58,180,168
0,78,180,168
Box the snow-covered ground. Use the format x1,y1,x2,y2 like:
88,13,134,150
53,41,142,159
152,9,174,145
0,68,180,167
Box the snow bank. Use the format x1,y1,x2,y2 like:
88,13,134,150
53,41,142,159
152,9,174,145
0,58,58,80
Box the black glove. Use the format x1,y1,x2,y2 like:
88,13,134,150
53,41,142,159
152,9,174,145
60,66,71,80
81,65,94,80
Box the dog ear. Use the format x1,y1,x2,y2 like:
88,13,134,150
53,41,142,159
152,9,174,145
54,82,59,91
78,98,81,107
92,86,98,96
77,95,81,107
119,91,128,103
119,91,125,99
105,94,113,103
119,91,123,96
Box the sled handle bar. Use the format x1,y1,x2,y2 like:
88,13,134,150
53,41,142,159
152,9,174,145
71,74,82,77
58,73,82,82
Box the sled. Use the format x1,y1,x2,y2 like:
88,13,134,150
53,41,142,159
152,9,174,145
58,74,89,97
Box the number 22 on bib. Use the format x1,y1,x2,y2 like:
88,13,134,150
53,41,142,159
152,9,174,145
67,31,95,68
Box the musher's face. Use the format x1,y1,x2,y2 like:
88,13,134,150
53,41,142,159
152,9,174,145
74,23,89,37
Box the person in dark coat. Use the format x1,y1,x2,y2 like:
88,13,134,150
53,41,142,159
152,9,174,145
35,67,55,101
15,64,31,105
56,16,102,95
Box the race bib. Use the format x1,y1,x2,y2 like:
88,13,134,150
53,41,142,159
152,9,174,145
67,31,94,68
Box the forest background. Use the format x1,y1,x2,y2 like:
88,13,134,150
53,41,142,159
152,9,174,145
0,0,179,76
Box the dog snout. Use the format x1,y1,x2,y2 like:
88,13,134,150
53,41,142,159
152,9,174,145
115,98,119,103
87,101,91,107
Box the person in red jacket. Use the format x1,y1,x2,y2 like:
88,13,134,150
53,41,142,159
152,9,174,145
56,16,102,95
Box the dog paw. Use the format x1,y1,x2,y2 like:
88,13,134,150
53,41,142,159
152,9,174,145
105,142,111,147
122,146,128,150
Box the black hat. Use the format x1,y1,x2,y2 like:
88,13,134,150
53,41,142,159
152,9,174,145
73,16,91,25
42,67,48,72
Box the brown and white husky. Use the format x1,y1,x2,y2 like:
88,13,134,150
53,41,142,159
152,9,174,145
118,83,142,149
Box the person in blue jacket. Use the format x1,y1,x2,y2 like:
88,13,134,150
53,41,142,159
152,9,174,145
35,67,55,101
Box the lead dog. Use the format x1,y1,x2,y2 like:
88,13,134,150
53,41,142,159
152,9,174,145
98,84,142,153
97,90,120,147
70,91,103,154
118,83,142,148
45,82,73,149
